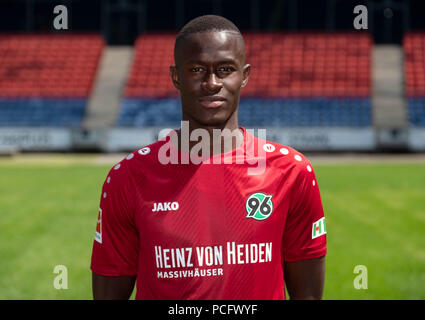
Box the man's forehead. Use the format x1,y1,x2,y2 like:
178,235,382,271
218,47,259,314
185,31,242,45
175,31,245,65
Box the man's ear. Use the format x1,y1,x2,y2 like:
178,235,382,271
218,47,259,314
170,65,180,90
241,64,250,88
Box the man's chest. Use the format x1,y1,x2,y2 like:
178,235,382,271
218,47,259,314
133,164,294,246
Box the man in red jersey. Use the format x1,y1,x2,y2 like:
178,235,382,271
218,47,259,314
91,15,326,300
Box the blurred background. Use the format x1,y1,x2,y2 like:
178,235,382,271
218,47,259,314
0,0,424,299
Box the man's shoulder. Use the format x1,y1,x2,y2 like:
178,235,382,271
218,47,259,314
105,139,167,181
252,133,308,161
251,133,314,174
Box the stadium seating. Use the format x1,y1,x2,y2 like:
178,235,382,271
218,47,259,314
118,32,372,128
404,32,425,127
0,34,104,127
242,32,371,98
124,33,176,98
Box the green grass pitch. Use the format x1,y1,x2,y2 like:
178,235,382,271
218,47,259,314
0,159,424,299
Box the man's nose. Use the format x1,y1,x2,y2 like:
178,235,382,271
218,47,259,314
202,72,223,93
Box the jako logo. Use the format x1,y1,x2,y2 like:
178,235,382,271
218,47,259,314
153,202,179,212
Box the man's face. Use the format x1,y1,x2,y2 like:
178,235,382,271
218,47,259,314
170,31,250,128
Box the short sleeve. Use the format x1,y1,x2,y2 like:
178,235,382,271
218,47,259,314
282,158,327,262
90,162,139,276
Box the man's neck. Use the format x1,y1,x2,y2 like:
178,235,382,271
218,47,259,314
176,119,244,157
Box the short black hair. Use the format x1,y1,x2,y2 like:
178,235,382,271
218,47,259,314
174,15,245,63
177,15,242,39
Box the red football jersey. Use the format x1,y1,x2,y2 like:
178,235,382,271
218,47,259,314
90,127,327,299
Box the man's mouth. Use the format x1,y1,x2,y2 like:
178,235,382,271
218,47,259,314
198,96,226,108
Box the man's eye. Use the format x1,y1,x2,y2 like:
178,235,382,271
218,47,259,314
218,67,234,72
191,67,203,72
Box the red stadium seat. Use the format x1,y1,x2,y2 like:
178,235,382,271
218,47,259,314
0,34,104,98
404,33,425,97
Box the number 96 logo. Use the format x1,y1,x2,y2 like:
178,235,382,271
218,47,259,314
245,193,274,221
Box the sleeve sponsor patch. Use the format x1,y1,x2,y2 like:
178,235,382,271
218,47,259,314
95,208,102,244
312,217,326,239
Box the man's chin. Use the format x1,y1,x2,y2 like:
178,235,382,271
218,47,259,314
191,111,233,128
195,117,229,128
182,106,237,128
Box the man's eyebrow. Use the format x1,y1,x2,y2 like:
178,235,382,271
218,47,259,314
216,60,239,65
185,59,239,65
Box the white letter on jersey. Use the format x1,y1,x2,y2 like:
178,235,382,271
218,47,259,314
246,129,267,176
53,265,68,289
158,128,179,164
190,128,210,164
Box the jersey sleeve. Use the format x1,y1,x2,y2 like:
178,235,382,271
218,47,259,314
90,162,139,276
282,157,327,262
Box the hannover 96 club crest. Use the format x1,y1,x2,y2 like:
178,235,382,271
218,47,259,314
245,193,274,221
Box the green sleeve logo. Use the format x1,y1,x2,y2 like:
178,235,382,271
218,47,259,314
245,193,274,220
